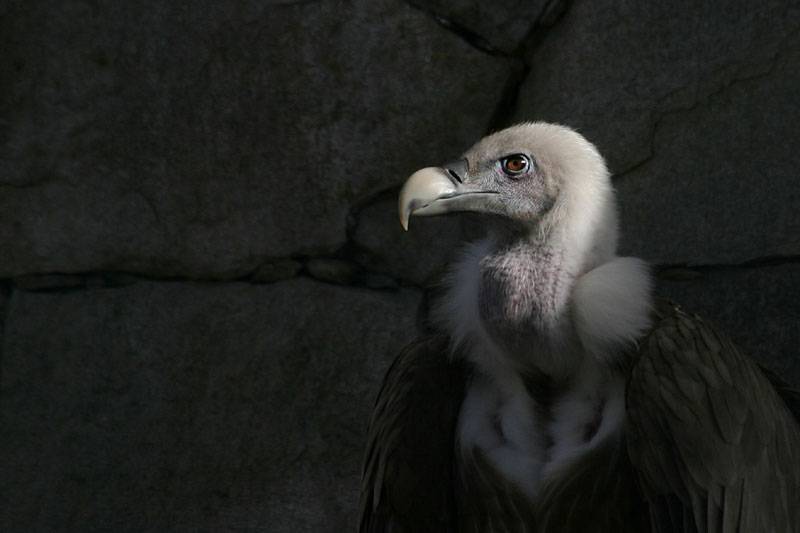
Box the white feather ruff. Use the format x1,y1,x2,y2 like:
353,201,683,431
458,366,546,499
571,257,653,363
433,236,501,362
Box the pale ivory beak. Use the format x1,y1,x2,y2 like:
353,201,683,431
397,165,499,230
397,167,458,230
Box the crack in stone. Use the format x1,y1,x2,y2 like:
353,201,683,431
0,172,61,190
536,0,572,28
616,59,779,179
2,258,402,292
485,0,573,132
402,0,509,57
403,0,572,61
6,253,798,294
134,189,162,225
615,25,798,180
485,61,529,133
264,0,323,7
519,0,573,53
655,255,800,279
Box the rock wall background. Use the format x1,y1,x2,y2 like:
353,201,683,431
1,0,798,531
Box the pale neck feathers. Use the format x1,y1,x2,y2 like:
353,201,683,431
434,220,652,380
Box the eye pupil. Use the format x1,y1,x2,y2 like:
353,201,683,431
503,155,528,175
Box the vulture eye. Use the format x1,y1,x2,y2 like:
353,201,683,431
501,154,529,176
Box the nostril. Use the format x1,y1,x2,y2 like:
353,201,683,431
441,159,467,185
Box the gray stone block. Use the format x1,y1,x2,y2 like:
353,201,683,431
0,0,514,279
0,279,422,531
617,33,800,265
658,264,800,388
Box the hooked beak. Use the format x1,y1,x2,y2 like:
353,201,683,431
397,160,498,230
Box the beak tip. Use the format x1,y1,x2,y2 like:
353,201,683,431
399,209,410,231
397,166,457,232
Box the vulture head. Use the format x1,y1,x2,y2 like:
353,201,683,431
399,123,646,377
399,122,619,274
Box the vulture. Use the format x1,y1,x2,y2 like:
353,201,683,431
359,122,800,532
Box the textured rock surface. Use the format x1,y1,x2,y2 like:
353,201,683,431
0,0,514,279
0,279,421,531
617,29,800,265
659,264,800,388
2,0,798,530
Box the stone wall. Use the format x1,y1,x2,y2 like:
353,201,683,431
1,0,798,531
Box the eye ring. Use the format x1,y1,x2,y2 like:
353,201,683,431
501,154,530,177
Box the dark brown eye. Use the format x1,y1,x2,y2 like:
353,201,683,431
501,154,529,175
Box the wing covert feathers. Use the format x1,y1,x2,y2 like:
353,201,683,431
359,335,467,533
627,300,800,533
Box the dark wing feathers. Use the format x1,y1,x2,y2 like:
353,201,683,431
627,300,800,533
359,335,466,533
454,446,536,533
534,435,649,532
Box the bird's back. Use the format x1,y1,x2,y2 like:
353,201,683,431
627,298,800,532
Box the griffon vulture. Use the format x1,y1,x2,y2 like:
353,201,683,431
359,122,800,532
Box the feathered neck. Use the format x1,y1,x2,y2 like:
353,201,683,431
480,227,587,375
436,225,579,379
479,234,570,337
436,222,653,381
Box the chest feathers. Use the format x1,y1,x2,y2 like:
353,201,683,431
435,235,652,501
